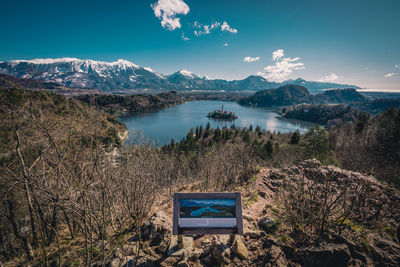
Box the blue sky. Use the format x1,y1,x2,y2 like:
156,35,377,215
1,0,399,90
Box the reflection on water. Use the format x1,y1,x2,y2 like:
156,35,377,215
119,100,312,146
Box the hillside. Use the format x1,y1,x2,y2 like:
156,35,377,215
239,86,366,107
315,88,366,103
0,58,360,92
115,160,399,267
75,91,186,114
0,89,400,266
280,104,368,127
1,88,399,266
238,84,313,106
0,73,64,90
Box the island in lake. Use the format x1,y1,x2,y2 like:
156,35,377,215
207,105,238,120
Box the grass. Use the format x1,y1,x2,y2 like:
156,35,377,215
244,192,259,206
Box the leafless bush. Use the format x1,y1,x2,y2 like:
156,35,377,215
280,170,372,244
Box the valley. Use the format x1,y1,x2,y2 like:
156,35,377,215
1,68,400,267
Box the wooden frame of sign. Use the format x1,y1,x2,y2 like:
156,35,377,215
172,192,243,235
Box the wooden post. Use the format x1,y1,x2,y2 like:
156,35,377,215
177,234,183,249
229,233,236,245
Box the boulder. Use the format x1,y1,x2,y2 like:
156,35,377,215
232,239,249,259
299,159,321,169
264,245,288,267
368,233,400,266
211,244,231,263
176,259,189,267
139,211,172,245
295,243,351,267
168,235,193,257
259,216,278,233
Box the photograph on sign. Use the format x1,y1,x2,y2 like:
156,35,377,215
173,192,243,235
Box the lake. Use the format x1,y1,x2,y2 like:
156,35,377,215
119,100,312,145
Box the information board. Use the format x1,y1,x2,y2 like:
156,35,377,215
172,192,243,235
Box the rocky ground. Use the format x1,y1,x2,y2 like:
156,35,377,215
92,160,400,267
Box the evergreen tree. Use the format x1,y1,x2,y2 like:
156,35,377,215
255,125,262,137
265,140,274,156
290,130,301,144
355,112,369,134
242,131,251,144
199,125,204,138
303,125,329,161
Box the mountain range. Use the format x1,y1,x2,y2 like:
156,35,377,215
0,58,360,92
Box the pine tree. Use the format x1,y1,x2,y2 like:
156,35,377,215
265,140,274,156
303,125,329,161
355,112,369,134
290,130,301,144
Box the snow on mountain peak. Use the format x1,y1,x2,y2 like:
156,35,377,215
10,58,81,65
8,58,139,69
178,69,195,78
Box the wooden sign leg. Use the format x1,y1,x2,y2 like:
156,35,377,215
178,234,184,249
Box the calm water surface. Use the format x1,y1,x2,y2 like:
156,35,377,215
119,100,312,145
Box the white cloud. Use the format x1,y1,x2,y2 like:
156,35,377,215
258,49,304,81
193,21,223,36
272,49,284,61
221,21,238,34
318,73,340,82
151,0,190,31
384,72,398,78
223,43,229,47
181,32,189,41
243,56,260,63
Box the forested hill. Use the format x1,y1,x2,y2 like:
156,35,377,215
75,90,186,114
238,84,313,106
0,88,126,152
0,73,64,90
280,104,369,127
239,85,366,107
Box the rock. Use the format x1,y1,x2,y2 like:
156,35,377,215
368,233,400,266
211,244,231,263
141,211,172,245
264,245,288,267
211,234,230,245
263,236,278,249
232,239,249,259
92,256,135,267
347,258,365,267
244,231,265,239
295,243,351,267
192,261,202,267
160,257,178,267
258,216,278,233
299,159,321,169
168,235,193,257
176,259,189,267
201,256,213,266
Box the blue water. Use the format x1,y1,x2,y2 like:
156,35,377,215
190,207,220,217
119,100,312,145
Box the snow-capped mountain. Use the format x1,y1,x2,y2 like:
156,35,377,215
0,58,171,91
0,58,360,92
